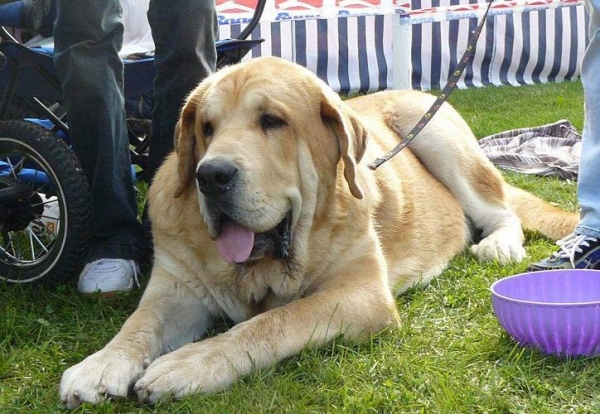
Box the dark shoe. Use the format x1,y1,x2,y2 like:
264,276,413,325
20,0,51,32
527,233,600,271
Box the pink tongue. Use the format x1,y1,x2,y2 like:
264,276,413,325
216,221,255,263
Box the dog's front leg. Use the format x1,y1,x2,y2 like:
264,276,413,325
134,276,399,403
60,271,212,409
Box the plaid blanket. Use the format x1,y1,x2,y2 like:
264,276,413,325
479,120,581,180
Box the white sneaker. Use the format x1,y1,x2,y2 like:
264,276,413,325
77,258,139,295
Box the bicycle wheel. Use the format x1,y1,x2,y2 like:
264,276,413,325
0,120,91,284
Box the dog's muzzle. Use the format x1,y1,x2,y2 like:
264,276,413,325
196,159,239,196
215,212,293,265
196,159,293,264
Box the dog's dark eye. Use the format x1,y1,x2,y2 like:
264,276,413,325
203,122,214,137
260,114,286,130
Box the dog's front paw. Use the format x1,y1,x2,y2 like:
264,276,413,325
134,340,236,403
60,350,146,409
471,230,525,263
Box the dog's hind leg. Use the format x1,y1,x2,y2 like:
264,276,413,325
390,100,526,263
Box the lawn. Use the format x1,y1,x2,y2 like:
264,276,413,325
2,79,598,414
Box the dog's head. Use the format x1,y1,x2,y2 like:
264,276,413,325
173,57,368,265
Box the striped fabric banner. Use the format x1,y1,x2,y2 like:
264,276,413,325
219,0,587,92
412,0,588,90
221,15,393,93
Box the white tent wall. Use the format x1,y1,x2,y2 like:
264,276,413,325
218,0,588,92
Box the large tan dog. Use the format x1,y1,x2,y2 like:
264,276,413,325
60,57,577,408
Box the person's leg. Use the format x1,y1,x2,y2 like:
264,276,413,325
0,1,24,28
146,0,218,181
21,0,50,31
54,0,148,290
37,0,56,37
527,0,600,270
577,0,600,239
0,0,50,31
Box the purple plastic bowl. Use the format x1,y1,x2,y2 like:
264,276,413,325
490,269,600,357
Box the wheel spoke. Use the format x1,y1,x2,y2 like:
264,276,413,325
28,226,50,257
1,229,15,257
3,230,19,260
32,216,58,243
8,155,25,178
36,179,51,194
28,226,36,260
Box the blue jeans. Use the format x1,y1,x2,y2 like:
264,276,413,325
54,0,216,262
0,1,24,28
577,0,600,239
147,0,218,179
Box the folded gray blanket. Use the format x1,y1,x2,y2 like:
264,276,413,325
479,120,581,180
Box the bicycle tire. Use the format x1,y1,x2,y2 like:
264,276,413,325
0,120,91,284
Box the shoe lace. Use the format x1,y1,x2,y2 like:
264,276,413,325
553,233,598,265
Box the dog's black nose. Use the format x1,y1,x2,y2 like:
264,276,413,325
196,160,239,195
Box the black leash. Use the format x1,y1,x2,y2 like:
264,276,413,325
368,0,494,170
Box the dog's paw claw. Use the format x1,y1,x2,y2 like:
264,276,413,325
98,384,108,396
133,382,150,403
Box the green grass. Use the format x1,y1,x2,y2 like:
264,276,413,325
450,80,584,138
2,79,598,413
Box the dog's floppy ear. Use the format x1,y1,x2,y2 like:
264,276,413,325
320,93,368,199
173,98,198,198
